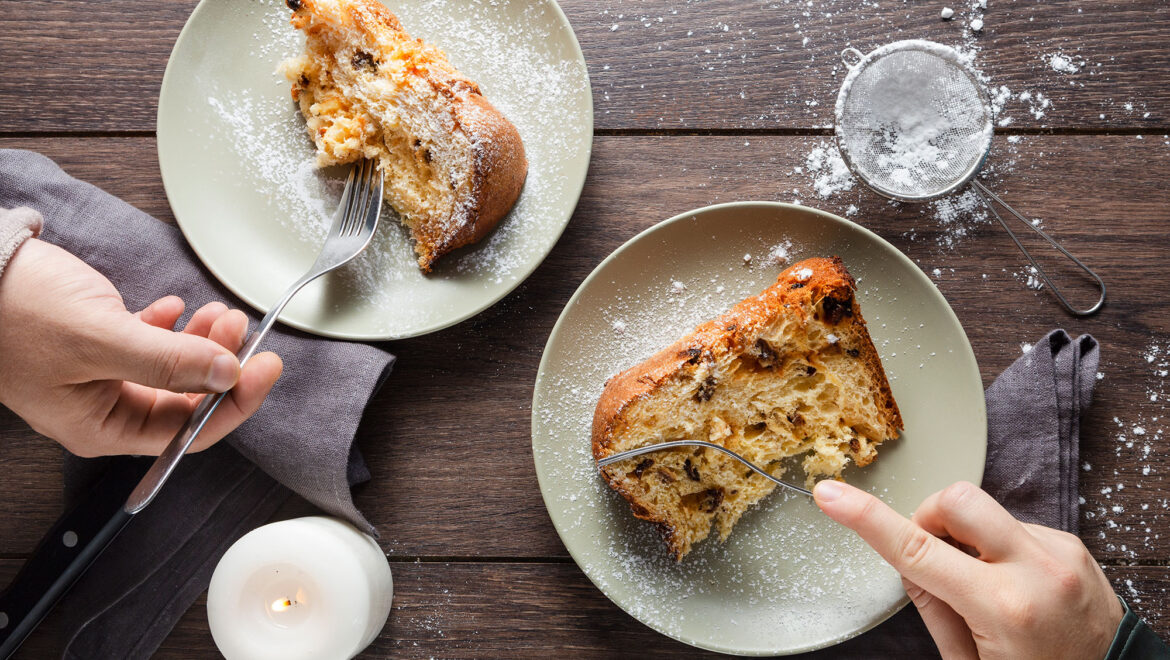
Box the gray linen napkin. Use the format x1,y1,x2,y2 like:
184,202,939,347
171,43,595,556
0,149,394,658
796,328,1100,658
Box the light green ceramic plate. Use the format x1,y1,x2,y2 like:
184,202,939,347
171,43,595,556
531,202,987,656
157,0,592,339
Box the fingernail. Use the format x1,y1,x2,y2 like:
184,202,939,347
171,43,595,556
815,480,844,503
205,354,239,392
236,318,249,347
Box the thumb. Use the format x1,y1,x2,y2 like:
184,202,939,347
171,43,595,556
93,314,241,393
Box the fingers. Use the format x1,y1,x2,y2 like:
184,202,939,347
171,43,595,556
189,351,283,451
100,351,283,455
902,578,979,660
202,309,249,354
94,310,241,393
814,480,986,612
179,301,230,338
136,296,185,330
912,482,1035,562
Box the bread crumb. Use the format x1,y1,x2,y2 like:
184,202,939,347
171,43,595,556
765,240,793,266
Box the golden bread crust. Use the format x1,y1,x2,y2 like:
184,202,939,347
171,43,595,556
285,0,527,271
591,256,903,559
431,91,527,268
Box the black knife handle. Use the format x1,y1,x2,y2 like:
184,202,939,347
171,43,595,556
0,461,143,659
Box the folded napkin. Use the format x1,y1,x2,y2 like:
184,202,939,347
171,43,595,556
798,329,1100,658
0,149,394,659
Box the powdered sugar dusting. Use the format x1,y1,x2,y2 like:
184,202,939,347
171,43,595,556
197,0,589,335
531,214,987,650
805,142,854,199
764,239,793,266
813,42,1064,293
1082,338,1170,604
1045,52,1084,75
532,256,904,647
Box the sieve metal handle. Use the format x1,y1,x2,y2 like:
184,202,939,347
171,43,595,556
972,181,1106,316
840,47,864,69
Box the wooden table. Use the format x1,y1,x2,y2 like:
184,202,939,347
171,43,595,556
2,1,1169,657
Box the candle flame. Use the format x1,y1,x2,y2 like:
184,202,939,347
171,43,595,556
271,598,293,612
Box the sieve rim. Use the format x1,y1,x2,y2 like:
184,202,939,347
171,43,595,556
833,39,994,203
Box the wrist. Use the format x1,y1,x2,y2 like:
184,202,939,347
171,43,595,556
0,207,44,280
0,234,50,405
1103,596,1169,659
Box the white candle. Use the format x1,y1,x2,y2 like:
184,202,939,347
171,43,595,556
207,517,392,660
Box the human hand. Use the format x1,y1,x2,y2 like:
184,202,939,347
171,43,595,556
0,238,283,457
814,480,1123,660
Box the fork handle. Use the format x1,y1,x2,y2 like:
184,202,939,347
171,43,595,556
0,460,143,659
0,294,307,658
124,273,316,514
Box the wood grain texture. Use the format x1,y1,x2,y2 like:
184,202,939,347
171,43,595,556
1,129,1168,655
1,134,1168,566
6,561,1162,659
1,1,1168,132
2,1,1169,656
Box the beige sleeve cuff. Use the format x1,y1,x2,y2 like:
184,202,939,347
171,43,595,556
0,206,44,279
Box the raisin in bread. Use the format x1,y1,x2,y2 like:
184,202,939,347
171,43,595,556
592,257,903,560
281,0,527,271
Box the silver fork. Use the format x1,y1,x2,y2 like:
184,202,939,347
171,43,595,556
127,158,384,512
0,160,383,660
597,440,813,496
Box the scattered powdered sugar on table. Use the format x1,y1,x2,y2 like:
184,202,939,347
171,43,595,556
803,41,1068,291
805,142,854,199
926,188,989,249
201,0,589,332
1045,51,1084,75
1079,338,1170,622
1012,265,1045,291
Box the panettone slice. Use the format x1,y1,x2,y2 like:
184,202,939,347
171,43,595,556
592,257,903,560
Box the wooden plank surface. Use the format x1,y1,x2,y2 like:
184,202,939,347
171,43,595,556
1,135,1169,563
2,0,1170,656
1,0,1168,132
1,134,1167,563
7,560,1163,659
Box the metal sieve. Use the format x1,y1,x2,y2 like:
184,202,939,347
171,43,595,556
834,39,1105,316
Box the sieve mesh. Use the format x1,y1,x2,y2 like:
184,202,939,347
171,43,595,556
835,41,993,201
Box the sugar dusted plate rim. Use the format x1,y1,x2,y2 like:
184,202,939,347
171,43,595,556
531,201,986,655
156,0,592,340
